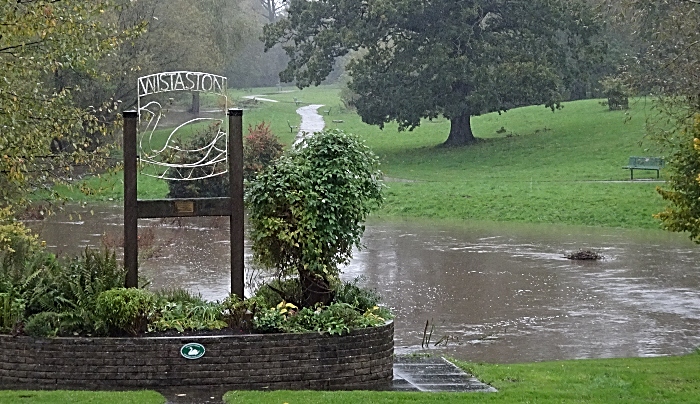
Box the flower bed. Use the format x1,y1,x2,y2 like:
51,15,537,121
0,321,393,391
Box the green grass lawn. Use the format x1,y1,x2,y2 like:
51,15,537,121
2,351,698,403
0,390,164,403
224,351,700,403
46,88,667,230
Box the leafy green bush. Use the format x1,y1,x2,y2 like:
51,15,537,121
243,121,284,181
95,288,156,336
253,278,303,309
254,301,390,335
19,248,124,335
656,115,700,242
220,293,256,330
166,121,283,198
23,312,61,337
247,129,383,307
149,300,226,333
166,123,228,198
253,301,297,333
0,217,126,336
334,277,381,312
0,290,24,334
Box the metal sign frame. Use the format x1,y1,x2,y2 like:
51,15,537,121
137,71,229,181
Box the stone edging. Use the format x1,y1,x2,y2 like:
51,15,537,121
0,321,393,391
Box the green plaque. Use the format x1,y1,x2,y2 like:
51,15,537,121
180,342,205,360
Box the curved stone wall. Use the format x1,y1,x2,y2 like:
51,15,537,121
0,321,393,391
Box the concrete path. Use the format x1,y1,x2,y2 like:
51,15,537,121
241,95,279,103
294,104,325,145
393,355,497,392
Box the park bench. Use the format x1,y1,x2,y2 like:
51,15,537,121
293,97,302,106
287,120,298,133
623,156,664,180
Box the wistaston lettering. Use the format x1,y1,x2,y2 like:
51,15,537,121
138,71,227,97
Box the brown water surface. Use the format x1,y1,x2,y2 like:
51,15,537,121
31,205,700,363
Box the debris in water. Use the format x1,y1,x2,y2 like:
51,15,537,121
565,249,604,260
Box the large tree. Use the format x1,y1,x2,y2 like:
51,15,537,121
264,0,603,146
0,0,140,209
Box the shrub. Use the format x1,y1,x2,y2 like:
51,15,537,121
253,278,303,309
243,121,284,181
149,299,227,333
220,293,256,330
166,123,229,198
656,115,700,242
264,302,389,335
253,301,297,333
23,312,61,337
600,76,631,111
246,129,383,307
0,290,25,334
167,121,283,198
95,288,156,336
333,276,381,312
0,207,44,286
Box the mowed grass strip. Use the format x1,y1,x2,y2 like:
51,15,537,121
0,390,165,403
223,351,700,404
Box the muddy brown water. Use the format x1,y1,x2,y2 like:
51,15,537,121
30,204,700,363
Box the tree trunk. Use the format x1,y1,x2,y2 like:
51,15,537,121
443,110,477,146
299,270,333,308
190,92,200,115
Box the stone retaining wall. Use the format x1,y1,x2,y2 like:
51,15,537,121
0,321,393,391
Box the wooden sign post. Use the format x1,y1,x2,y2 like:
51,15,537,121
122,109,244,298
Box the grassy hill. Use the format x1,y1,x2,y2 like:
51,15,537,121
234,86,666,229
52,86,668,230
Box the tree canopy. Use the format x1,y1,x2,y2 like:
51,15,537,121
0,0,142,210
264,0,603,146
616,0,700,242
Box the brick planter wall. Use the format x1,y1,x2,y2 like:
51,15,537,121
0,321,393,391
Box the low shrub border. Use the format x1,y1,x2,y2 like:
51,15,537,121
0,320,393,391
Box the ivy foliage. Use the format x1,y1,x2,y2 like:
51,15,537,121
0,0,142,210
246,130,383,307
264,0,603,145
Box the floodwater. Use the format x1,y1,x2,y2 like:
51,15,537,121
31,204,700,363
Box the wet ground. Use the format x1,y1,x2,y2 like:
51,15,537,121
31,205,700,364
294,104,325,144
393,355,496,392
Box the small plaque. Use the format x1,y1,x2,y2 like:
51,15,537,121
174,201,195,214
180,342,205,360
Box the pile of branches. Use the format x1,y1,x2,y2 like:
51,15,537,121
565,249,605,260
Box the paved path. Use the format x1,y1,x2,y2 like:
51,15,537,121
241,95,279,103
294,104,325,145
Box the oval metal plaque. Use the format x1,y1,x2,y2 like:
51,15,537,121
180,342,205,360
